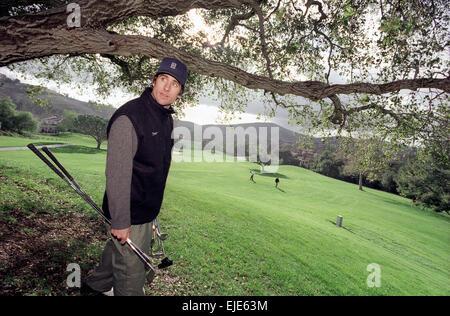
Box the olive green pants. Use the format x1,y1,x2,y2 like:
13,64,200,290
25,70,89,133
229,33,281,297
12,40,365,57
85,222,152,296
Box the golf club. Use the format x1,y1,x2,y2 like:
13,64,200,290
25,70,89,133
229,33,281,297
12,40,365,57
27,144,157,283
150,217,173,269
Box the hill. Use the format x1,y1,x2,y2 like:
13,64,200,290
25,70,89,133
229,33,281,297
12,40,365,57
163,160,449,295
0,73,115,120
174,121,334,165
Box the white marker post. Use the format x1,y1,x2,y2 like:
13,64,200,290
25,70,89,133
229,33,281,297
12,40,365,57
336,215,343,227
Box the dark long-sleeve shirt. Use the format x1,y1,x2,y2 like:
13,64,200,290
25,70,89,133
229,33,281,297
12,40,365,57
105,115,137,229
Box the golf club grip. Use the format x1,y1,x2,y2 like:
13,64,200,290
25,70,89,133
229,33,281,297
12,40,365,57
27,144,66,181
42,146,74,181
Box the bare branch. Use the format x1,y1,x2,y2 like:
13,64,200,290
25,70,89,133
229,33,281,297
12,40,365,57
204,8,257,48
304,0,327,23
100,54,136,84
250,1,274,79
265,0,282,19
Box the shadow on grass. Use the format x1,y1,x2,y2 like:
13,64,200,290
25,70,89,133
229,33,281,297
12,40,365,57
0,238,99,296
50,145,106,155
249,168,289,179
30,142,66,147
326,219,356,234
361,189,421,211
0,203,105,296
0,167,106,296
0,203,106,296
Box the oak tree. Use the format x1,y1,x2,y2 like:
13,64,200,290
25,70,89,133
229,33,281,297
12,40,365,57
0,0,448,149
74,114,107,149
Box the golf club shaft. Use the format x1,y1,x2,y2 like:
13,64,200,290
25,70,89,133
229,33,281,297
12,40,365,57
42,146,83,192
37,145,110,224
27,144,156,274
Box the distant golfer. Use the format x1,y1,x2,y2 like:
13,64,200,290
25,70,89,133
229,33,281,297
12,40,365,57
275,177,280,188
250,171,255,182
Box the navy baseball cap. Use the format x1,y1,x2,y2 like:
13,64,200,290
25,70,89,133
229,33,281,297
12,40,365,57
156,57,188,87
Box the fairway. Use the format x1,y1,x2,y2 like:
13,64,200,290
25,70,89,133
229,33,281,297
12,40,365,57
164,160,449,296
0,136,449,296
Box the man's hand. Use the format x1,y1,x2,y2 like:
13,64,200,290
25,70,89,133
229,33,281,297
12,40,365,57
111,227,131,245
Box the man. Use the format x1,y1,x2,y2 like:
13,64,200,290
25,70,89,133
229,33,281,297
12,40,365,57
84,57,188,296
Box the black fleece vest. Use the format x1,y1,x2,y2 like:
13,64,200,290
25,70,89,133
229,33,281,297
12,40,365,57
102,87,175,225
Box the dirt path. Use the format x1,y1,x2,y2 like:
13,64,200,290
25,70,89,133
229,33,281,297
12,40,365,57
0,144,73,151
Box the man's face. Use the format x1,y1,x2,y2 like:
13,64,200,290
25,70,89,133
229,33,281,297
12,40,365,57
151,74,182,106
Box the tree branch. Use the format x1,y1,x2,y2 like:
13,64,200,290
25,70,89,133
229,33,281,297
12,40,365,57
204,8,257,48
2,22,449,96
0,0,251,30
250,1,274,79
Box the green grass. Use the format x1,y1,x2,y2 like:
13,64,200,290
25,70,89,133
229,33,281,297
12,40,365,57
0,133,449,296
163,162,449,296
0,156,106,296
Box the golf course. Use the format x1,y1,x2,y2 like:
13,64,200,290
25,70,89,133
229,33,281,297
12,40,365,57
0,133,449,296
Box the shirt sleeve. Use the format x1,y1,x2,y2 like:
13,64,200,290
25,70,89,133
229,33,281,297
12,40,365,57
105,115,138,230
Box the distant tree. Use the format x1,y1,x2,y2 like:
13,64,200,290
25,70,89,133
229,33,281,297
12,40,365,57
0,97,39,134
341,136,396,191
56,110,78,133
0,97,16,131
279,150,300,166
74,114,107,149
312,149,344,179
10,111,39,133
396,136,449,214
256,158,268,173
379,161,404,194
396,156,449,214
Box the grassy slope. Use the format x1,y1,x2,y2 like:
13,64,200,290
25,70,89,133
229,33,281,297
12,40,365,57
0,135,449,296
164,161,449,296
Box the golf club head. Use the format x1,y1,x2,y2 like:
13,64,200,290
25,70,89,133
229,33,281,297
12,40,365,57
146,269,156,284
158,257,173,269
151,252,165,259
159,233,168,241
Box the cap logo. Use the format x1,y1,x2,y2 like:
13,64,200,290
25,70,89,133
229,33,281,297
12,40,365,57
170,62,177,70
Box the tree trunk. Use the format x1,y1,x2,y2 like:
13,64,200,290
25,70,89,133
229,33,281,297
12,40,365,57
358,171,363,191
